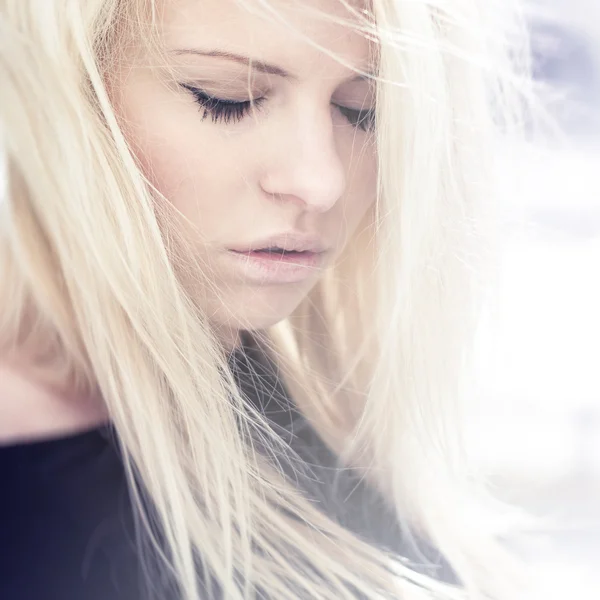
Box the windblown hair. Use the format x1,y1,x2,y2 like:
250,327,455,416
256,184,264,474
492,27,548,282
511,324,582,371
0,0,539,598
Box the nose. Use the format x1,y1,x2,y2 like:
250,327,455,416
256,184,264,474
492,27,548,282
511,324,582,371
258,108,347,212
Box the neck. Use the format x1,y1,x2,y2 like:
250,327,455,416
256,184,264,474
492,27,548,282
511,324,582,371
215,326,244,353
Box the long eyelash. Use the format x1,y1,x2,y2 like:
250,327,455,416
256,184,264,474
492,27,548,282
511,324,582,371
336,105,376,132
180,84,265,124
181,83,376,131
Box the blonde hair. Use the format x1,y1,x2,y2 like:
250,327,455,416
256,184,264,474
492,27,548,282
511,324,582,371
0,0,539,598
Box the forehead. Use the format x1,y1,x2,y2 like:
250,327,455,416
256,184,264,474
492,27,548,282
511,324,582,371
160,0,373,78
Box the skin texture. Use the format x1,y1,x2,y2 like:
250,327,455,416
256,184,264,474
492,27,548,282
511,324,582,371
0,0,376,441
113,0,377,349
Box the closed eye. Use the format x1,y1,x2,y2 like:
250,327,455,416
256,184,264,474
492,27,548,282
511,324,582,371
334,104,376,132
180,83,375,131
180,84,265,124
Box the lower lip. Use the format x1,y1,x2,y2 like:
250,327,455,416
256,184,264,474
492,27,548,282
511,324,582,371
226,249,327,284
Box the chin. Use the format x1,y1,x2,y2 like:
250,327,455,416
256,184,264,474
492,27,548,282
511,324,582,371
208,281,315,334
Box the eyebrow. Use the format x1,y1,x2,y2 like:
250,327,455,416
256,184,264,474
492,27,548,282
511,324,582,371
171,49,372,83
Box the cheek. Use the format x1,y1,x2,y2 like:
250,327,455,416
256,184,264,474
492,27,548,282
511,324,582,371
114,77,247,238
342,144,377,231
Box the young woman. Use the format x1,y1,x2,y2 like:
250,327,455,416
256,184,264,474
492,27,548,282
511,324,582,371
0,0,536,598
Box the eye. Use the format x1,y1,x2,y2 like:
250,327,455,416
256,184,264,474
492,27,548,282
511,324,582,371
335,104,376,132
180,83,266,124
180,83,376,131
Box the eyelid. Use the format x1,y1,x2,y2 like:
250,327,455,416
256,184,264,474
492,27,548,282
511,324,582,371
333,102,375,112
180,83,375,131
180,83,261,103
333,104,376,131
180,83,266,125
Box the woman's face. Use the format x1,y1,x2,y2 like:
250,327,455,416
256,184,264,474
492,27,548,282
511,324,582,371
113,0,376,348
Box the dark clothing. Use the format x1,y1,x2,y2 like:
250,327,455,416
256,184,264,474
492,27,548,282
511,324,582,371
0,333,457,599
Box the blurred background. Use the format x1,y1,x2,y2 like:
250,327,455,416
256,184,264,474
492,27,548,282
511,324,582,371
466,1,600,597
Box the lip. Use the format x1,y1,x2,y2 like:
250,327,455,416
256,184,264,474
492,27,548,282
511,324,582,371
226,249,328,284
228,232,329,254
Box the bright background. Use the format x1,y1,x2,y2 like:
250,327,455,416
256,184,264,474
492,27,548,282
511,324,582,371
0,1,597,597
467,1,600,597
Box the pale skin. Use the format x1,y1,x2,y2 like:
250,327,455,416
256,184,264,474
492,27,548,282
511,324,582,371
0,0,376,443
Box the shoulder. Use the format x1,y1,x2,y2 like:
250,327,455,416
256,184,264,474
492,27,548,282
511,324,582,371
0,360,108,445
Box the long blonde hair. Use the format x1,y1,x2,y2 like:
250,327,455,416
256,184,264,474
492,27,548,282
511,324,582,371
0,0,539,598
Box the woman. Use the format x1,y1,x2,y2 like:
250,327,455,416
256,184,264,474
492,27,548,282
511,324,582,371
0,0,535,598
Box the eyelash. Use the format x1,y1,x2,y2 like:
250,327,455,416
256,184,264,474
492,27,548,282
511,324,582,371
180,84,375,132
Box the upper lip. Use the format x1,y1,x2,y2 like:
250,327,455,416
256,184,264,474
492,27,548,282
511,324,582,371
229,232,330,253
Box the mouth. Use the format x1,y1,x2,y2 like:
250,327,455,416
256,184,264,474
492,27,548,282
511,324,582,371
230,247,320,260
226,247,327,283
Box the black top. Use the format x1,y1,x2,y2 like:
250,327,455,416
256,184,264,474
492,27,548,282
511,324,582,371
0,333,457,599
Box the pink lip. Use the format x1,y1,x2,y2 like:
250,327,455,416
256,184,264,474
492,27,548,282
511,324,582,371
226,249,327,284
